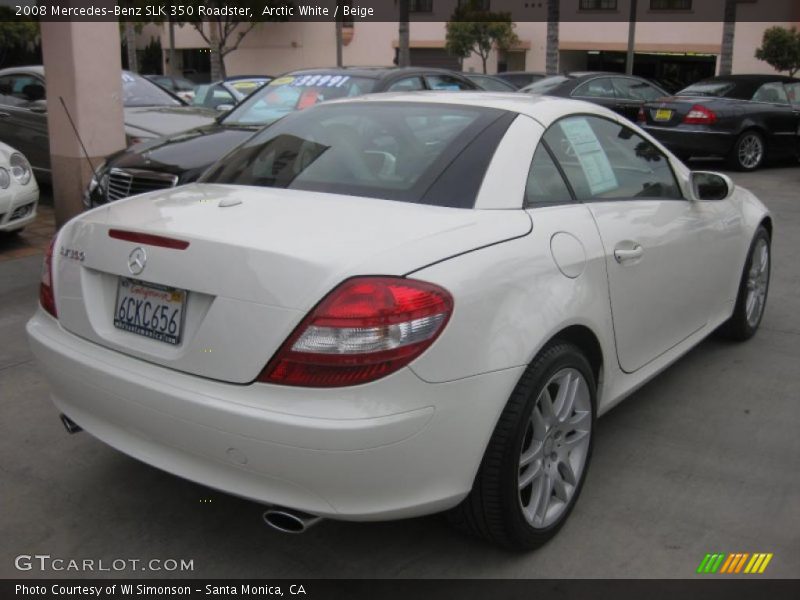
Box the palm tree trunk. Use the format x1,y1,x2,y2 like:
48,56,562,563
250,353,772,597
625,0,637,75
719,0,737,76
335,15,343,67
125,22,138,73
398,0,410,67
545,0,559,75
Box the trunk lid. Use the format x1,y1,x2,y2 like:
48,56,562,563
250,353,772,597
54,184,531,383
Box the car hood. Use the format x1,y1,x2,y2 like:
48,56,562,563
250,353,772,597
108,123,260,180
122,106,219,138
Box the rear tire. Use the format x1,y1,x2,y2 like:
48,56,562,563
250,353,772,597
447,341,596,550
718,225,770,341
729,130,765,171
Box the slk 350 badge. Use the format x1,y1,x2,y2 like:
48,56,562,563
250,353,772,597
60,247,85,262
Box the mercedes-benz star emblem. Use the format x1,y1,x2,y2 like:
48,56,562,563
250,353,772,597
128,247,147,275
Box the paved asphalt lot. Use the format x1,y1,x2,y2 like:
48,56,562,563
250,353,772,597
1,164,799,580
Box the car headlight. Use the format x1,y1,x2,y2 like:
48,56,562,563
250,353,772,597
9,153,32,185
0,167,9,189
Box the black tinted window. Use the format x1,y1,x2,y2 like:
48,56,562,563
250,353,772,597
544,115,682,201
202,102,507,207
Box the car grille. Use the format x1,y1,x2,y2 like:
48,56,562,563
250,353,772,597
106,168,179,201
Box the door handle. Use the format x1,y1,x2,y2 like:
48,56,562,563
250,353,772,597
0,112,10,118
614,244,644,264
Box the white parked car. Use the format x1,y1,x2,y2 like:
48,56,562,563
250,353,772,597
0,142,37,233
27,93,771,549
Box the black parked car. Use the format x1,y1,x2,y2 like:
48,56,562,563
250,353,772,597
85,67,479,206
0,66,218,184
639,74,800,171
495,71,547,89
519,72,668,122
463,73,518,92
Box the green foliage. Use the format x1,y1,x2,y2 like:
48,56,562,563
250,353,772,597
755,26,800,77
0,8,40,48
445,0,519,73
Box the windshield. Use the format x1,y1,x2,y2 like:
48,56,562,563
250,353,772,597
676,81,736,97
203,102,506,206
521,76,571,94
122,72,183,107
222,74,377,126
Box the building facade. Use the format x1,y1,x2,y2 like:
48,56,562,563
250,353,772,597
149,0,800,88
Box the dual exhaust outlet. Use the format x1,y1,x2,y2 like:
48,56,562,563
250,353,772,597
59,414,322,534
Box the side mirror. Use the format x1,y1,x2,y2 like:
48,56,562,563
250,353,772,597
216,104,234,113
691,171,733,201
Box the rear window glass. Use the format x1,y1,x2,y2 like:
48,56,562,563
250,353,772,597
202,102,507,206
222,74,377,126
677,81,736,97
521,76,570,94
122,72,182,107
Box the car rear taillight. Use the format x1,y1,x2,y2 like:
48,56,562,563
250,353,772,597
259,276,454,387
39,237,57,318
683,104,717,125
637,107,646,123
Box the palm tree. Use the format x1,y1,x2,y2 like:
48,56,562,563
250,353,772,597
545,0,559,75
397,0,410,67
719,0,737,76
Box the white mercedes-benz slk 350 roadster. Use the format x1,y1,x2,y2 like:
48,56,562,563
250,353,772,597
27,92,771,549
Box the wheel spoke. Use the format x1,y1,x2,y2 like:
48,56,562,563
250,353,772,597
566,409,591,430
559,460,577,486
518,461,543,490
552,476,569,502
538,388,556,427
520,441,543,468
563,428,590,450
555,372,579,423
534,474,554,522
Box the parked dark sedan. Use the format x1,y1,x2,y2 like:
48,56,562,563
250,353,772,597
639,75,800,170
495,71,547,89
520,72,668,122
463,73,518,92
0,66,218,183
84,67,479,206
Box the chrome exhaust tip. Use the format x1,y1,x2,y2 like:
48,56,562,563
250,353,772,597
60,414,82,434
262,507,322,534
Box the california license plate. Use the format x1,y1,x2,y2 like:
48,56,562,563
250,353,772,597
113,278,186,345
654,108,673,121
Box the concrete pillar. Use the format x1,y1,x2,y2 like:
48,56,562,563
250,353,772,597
41,20,126,227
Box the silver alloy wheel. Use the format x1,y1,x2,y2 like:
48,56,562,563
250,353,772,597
745,238,769,327
738,133,763,170
518,367,592,528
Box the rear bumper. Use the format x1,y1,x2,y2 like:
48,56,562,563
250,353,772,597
642,125,734,158
27,310,522,520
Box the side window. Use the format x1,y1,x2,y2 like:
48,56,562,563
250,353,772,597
387,77,425,92
751,82,789,104
424,74,473,91
612,78,664,101
543,115,682,201
524,145,574,207
785,82,800,107
0,74,45,106
572,77,615,99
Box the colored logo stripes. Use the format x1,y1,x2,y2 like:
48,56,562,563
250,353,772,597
697,553,773,574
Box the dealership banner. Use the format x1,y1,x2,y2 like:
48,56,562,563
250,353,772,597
2,0,799,22
4,579,800,599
